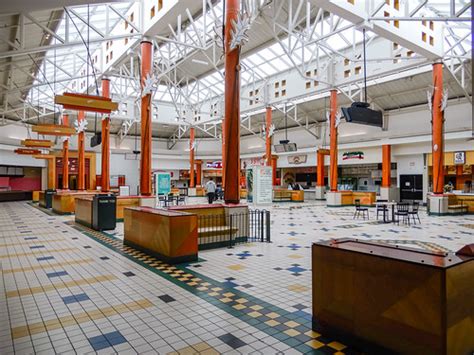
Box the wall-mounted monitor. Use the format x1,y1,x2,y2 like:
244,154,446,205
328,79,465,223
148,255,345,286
274,143,297,153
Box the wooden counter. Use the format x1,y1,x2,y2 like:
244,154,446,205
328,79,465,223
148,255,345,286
291,190,304,202
449,193,474,213
75,196,93,227
124,207,198,264
312,239,474,354
52,191,98,214
273,189,305,202
338,191,376,206
32,191,40,202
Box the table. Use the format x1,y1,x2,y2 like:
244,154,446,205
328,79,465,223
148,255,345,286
375,201,397,223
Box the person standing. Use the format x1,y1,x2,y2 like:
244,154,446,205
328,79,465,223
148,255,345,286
205,178,216,204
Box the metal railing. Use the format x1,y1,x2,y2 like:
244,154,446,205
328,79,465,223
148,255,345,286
197,209,270,250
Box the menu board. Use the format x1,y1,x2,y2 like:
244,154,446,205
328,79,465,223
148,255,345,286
156,173,171,195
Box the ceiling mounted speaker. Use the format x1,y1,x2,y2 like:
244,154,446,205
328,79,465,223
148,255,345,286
456,244,474,257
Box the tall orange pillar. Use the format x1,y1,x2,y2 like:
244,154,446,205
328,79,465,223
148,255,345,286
432,62,444,194
101,78,111,192
382,145,391,188
317,149,329,187
223,0,240,204
221,121,225,188
189,127,195,188
265,107,272,166
77,110,85,190
140,40,153,196
47,158,56,190
271,155,278,186
329,89,338,192
195,160,202,186
62,114,69,190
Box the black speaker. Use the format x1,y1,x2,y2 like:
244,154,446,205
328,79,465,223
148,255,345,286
91,133,102,147
92,194,116,231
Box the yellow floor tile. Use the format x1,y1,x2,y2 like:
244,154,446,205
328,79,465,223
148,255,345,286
266,312,280,319
284,329,300,337
232,304,246,310
284,320,300,328
306,339,325,349
328,341,347,351
265,320,280,327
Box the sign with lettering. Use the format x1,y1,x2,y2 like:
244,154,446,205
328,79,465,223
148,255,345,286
454,151,465,165
156,173,171,195
287,155,307,164
342,151,364,160
206,161,222,168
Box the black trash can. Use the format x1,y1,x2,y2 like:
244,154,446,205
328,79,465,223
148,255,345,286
44,189,56,209
92,194,116,231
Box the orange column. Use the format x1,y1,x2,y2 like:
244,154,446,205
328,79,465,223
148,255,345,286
271,155,278,186
265,106,272,166
432,62,444,194
195,160,202,186
382,144,391,188
329,89,338,192
77,110,85,190
140,40,153,196
317,150,324,187
189,127,195,188
101,78,111,192
223,0,240,204
62,114,69,190
221,121,225,188
47,158,56,190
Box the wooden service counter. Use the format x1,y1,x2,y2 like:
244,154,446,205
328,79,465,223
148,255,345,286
273,189,304,202
340,191,376,206
124,207,198,264
448,193,474,213
312,239,474,354
75,196,94,227
32,190,40,202
52,191,98,214
116,196,155,220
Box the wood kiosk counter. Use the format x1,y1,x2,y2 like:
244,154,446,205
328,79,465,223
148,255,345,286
52,191,98,214
124,207,198,264
312,238,474,354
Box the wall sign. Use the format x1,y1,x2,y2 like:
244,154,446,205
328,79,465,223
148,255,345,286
342,151,364,160
206,161,222,168
287,155,307,164
454,151,465,165
156,173,171,195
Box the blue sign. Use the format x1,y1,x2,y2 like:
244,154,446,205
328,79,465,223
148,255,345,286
156,173,171,195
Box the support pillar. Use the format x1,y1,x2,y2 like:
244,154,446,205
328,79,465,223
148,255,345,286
140,40,153,196
380,144,399,201
77,110,85,190
62,114,69,190
195,160,202,186
189,127,195,188
326,90,344,206
329,89,338,192
428,61,448,215
432,62,444,195
47,158,56,190
265,106,272,166
316,149,329,200
223,0,240,204
101,78,111,192
271,155,278,186
221,121,225,188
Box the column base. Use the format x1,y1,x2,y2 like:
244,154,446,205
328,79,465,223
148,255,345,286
428,194,449,215
188,187,197,197
380,187,399,202
326,191,343,207
315,186,326,200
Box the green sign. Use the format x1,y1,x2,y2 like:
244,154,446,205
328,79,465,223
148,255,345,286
156,173,171,195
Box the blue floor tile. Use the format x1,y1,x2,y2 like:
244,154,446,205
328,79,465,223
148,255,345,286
37,256,54,261
46,271,68,278
30,245,45,249
88,331,126,351
62,293,90,305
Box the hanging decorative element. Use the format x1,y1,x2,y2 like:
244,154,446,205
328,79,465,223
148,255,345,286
230,14,251,50
32,124,75,136
142,73,157,97
21,139,53,148
335,111,342,128
14,148,42,155
441,88,449,111
55,92,118,114
427,89,433,112
74,118,88,133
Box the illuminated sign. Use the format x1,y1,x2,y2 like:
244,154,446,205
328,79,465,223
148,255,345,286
342,151,364,160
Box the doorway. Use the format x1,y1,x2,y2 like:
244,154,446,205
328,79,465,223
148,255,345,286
399,174,423,201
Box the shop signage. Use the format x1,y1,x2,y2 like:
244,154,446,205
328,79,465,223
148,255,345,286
156,173,171,195
206,161,222,168
287,155,307,164
342,151,364,160
454,151,465,164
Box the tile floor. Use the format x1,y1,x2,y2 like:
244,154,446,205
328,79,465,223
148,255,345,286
0,199,473,354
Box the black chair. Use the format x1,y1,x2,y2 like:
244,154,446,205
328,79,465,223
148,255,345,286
395,202,410,225
376,200,388,220
177,196,186,205
408,201,421,224
353,199,369,220
158,195,166,208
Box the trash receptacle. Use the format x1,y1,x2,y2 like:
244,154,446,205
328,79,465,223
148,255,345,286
92,194,116,231
44,189,56,209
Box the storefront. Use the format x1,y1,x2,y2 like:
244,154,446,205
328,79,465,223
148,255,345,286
427,150,474,193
